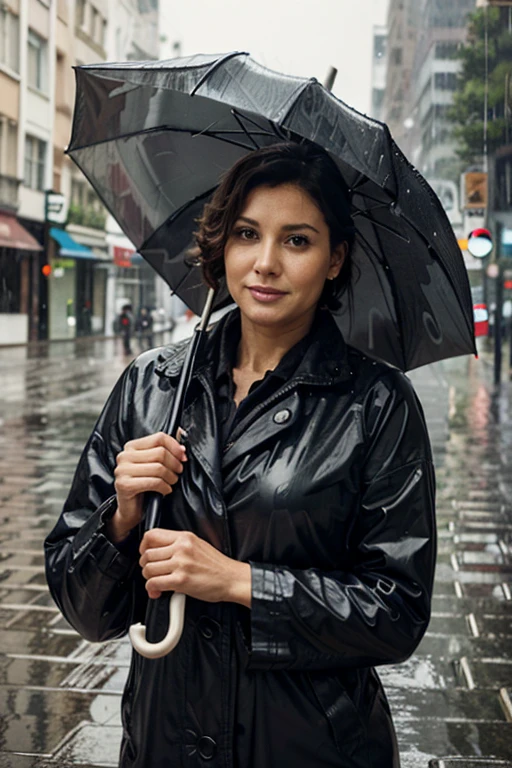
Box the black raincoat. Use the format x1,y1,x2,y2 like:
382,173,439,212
45,309,436,768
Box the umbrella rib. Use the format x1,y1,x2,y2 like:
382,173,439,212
190,52,249,96
197,132,261,152
231,108,289,141
353,210,410,243
355,229,407,369
168,268,196,298
230,111,263,149
69,126,261,155
349,172,368,193
352,189,394,206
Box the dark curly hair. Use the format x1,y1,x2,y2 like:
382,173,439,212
194,141,355,310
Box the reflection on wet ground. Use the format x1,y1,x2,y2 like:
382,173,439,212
0,337,511,766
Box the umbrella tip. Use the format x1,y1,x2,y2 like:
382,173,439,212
323,67,337,92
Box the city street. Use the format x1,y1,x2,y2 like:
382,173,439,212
0,334,511,767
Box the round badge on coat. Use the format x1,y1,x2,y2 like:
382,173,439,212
273,409,291,424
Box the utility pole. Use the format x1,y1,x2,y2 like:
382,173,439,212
494,222,504,386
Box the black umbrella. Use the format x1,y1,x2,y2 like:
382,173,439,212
67,51,476,372
66,53,476,658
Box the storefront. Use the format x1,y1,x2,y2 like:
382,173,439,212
0,211,43,345
48,227,107,340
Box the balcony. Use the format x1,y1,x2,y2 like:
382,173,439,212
0,174,21,212
67,202,107,230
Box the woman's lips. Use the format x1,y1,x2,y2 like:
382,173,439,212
248,286,287,302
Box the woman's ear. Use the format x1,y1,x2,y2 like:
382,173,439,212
328,242,348,280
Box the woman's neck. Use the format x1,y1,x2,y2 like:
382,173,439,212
236,312,315,375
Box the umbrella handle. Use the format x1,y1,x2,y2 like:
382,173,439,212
128,288,216,660
129,592,186,659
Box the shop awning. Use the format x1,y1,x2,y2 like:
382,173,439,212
0,212,43,251
50,227,96,259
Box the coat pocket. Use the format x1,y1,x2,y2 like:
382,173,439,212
306,671,369,768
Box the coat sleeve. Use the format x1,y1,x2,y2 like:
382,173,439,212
246,371,436,671
44,362,144,643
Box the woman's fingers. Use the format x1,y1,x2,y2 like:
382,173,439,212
140,541,176,565
116,460,181,487
119,446,184,475
114,474,175,497
124,432,187,461
146,574,185,599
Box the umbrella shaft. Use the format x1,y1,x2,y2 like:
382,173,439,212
145,492,162,531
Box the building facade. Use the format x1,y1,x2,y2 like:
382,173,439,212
408,0,477,183
382,0,417,154
370,24,388,122
0,0,163,345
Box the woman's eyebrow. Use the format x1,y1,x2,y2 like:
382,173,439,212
236,215,319,234
281,223,320,234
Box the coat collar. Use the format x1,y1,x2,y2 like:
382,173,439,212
155,308,353,386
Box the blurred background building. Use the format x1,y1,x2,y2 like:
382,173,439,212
0,0,170,345
1,0,511,346
379,0,512,300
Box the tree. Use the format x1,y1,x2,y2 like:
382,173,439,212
449,7,512,166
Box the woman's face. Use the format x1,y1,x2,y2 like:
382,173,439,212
224,183,345,331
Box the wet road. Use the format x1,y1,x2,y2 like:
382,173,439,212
0,333,511,768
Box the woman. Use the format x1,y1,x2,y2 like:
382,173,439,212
45,142,436,768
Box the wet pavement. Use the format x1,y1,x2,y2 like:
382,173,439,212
0,333,511,767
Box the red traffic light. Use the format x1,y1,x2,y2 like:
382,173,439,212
41,264,52,277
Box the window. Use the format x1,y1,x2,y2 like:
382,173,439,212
0,118,18,177
373,34,387,60
372,88,385,111
391,47,403,66
0,8,20,72
435,42,460,60
76,0,86,28
434,72,458,91
24,135,46,191
27,30,48,92
90,6,98,39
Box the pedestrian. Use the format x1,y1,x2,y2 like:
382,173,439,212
135,306,154,350
44,142,436,768
118,303,133,355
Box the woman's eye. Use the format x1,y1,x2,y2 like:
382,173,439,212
288,234,310,247
235,227,257,240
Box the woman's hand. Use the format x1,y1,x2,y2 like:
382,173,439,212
139,529,252,608
107,432,187,543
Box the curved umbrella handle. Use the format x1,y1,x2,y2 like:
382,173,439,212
129,592,186,659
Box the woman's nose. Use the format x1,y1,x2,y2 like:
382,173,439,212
253,239,280,275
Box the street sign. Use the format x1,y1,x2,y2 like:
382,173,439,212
467,228,493,258
45,191,68,224
461,172,488,210
113,245,135,267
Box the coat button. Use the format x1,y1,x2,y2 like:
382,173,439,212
198,616,218,640
273,408,291,424
197,735,217,760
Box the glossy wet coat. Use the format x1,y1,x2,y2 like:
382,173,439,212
44,310,436,767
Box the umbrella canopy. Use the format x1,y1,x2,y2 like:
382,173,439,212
67,51,476,371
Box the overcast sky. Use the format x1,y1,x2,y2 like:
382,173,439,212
159,0,389,116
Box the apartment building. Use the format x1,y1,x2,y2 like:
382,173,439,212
0,0,48,344
408,0,476,183
382,0,417,155
370,25,388,122
0,0,161,345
